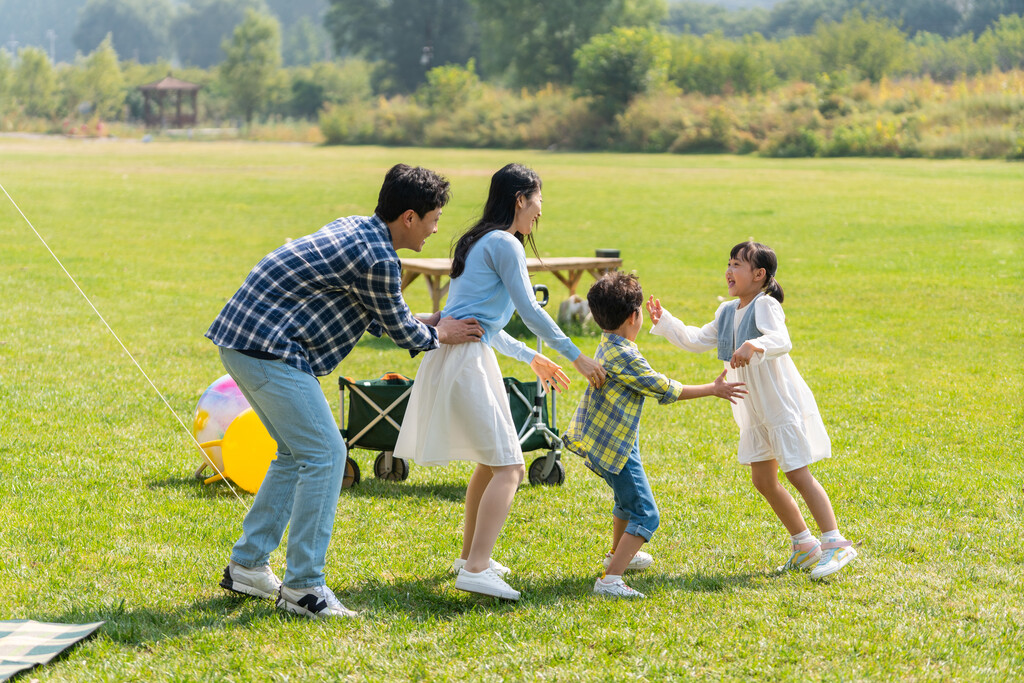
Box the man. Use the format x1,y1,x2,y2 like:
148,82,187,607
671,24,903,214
207,164,482,618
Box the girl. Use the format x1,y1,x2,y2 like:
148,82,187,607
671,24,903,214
647,241,856,579
394,163,606,600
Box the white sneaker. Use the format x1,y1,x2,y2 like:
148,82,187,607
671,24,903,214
451,557,511,577
602,549,653,572
454,568,520,601
276,585,358,619
593,577,646,598
220,562,282,599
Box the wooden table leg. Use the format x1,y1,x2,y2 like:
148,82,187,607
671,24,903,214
424,275,450,313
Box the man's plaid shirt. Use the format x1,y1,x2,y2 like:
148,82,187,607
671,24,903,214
563,332,683,475
206,214,437,376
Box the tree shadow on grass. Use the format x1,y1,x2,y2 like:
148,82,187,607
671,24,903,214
342,480,467,503
630,570,767,594
147,476,248,500
30,595,288,650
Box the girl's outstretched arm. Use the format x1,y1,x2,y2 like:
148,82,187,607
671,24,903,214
650,302,721,353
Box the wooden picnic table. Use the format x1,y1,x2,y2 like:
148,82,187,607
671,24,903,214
401,256,624,312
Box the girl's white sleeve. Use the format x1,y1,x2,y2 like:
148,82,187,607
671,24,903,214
748,296,792,359
650,307,718,353
491,329,537,363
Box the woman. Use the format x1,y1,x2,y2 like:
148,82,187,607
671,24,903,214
394,163,606,601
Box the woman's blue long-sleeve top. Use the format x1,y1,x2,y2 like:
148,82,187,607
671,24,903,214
441,230,581,364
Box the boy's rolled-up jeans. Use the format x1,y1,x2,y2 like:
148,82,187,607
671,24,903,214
600,437,660,541
218,347,345,589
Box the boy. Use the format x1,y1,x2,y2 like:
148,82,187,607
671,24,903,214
563,272,746,598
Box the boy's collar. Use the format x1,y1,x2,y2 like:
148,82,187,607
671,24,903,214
601,331,638,348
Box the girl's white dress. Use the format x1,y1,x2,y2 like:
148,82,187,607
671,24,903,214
651,296,830,472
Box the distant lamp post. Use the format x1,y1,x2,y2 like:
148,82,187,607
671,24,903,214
6,36,19,56
45,29,56,63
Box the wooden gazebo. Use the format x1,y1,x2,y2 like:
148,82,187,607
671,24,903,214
139,75,200,128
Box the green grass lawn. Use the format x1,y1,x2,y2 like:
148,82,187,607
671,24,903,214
1,138,1022,681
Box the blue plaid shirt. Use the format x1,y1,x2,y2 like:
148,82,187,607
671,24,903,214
206,214,438,376
563,333,683,475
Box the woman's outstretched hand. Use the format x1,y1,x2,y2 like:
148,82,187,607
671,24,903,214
530,353,572,393
572,354,606,389
645,296,663,326
712,370,747,404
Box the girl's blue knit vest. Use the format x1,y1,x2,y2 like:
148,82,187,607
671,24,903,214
716,292,764,361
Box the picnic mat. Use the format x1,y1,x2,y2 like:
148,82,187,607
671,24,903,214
0,620,104,681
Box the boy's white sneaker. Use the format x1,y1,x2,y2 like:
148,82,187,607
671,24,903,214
603,549,653,572
454,568,520,601
593,577,646,598
451,557,511,577
276,585,358,619
220,561,282,599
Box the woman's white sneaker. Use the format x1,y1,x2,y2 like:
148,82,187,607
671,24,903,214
454,568,520,601
451,557,511,577
276,585,358,619
220,562,282,599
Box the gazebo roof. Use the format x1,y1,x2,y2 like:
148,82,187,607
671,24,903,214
139,76,201,91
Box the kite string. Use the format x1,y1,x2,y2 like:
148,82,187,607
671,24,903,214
0,180,250,511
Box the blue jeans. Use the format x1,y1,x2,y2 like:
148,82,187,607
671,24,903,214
219,347,345,589
600,438,660,542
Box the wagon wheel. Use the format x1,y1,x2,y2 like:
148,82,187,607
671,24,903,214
528,453,565,486
342,457,360,489
374,451,410,482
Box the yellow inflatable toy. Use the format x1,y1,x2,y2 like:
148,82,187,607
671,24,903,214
200,408,278,494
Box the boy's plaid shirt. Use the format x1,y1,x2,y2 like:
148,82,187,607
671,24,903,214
206,214,437,376
563,332,683,475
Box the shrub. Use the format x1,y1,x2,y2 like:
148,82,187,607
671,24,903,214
762,127,821,157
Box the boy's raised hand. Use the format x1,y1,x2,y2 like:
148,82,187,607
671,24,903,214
645,296,663,325
712,370,747,404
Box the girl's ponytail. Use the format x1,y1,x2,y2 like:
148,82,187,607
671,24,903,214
764,274,784,304
730,240,784,304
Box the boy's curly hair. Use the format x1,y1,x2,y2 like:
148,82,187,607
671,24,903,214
587,271,643,331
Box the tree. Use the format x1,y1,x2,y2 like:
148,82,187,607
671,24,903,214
72,0,172,63
81,34,125,119
283,16,328,66
13,47,57,117
471,0,667,87
963,0,1024,36
220,9,281,124
574,27,670,115
976,13,1024,69
174,0,269,68
813,10,908,81
324,0,479,91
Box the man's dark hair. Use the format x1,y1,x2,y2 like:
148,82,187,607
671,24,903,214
587,272,643,331
375,164,451,222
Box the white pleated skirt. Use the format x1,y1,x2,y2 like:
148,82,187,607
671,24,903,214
393,342,524,468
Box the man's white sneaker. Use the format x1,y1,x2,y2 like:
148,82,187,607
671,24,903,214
451,557,511,577
276,585,358,619
602,549,653,572
220,562,282,599
454,568,520,601
593,577,646,598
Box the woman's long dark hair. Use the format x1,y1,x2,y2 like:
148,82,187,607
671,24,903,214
731,241,784,303
450,163,542,278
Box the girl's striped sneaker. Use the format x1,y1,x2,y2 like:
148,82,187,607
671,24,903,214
810,540,858,579
776,539,822,573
